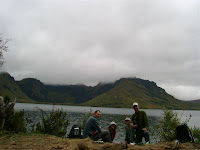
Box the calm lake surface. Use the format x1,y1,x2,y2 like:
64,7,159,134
15,103,200,143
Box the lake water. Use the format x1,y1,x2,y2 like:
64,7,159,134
14,103,200,143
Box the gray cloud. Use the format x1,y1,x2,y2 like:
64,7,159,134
1,0,200,100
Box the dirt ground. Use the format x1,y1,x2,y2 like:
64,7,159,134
0,134,200,150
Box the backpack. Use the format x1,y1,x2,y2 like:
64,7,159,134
68,124,82,138
175,124,194,143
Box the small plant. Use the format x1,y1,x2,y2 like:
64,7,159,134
33,107,70,137
1,95,26,133
191,126,200,143
78,109,93,129
3,95,11,106
154,108,181,142
5,110,27,133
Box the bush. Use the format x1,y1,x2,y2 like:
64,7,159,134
191,127,200,143
154,108,181,142
4,110,26,133
33,107,70,137
3,95,11,106
2,95,26,133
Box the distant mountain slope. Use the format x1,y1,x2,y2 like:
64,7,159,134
1,72,200,109
180,99,200,110
17,79,114,104
0,72,35,102
46,83,114,103
17,78,50,103
84,78,187,109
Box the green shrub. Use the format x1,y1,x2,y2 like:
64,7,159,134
33,107,70,137
4,110,27,133
78,109,93,129
191,127,200,143
3,95,11,106
2,95,26,133
154,108,181,142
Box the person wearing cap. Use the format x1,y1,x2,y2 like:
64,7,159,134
132,102,150,144
108,121,117,141
124,117,136,144
83,110,112,143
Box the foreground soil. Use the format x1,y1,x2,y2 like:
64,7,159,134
0,133,199,150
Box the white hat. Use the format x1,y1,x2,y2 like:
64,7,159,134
110,121,117,126
125,117,131,121
132,102,138,106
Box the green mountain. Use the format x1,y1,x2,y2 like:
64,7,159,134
17,77,114,104
0,72,35,103
0,72,200,109
180,99,200,110
17,78,50,103
83,78,187,109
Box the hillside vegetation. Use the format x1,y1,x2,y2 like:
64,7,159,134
0,72,34,103
0,72,200,109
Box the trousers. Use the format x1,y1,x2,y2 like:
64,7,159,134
135,130,150,144
92,130,112,143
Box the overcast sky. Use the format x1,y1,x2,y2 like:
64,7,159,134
0,0,200,100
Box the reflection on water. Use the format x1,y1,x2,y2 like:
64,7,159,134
15,103,200,143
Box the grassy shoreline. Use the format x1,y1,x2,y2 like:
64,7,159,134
0,133,199,150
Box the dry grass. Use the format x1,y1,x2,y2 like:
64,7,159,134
0,134,200,150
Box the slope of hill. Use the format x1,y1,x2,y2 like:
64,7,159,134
84,78,187,109
180,99,200,110
45,83,114,103
1,72,200,109
16,79,114,104
0,72,35,103
17,78,50,103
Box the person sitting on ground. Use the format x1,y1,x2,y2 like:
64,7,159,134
0,96,5,135
132,102,150,144
124,117,136,144
83,110,112,143
108,121,117,142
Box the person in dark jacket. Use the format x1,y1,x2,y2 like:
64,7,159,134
124,117,136,144
108,121,117,141
132,102,150,144
83,110,112,143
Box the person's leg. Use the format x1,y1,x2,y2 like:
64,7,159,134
135,132,143,144
0,118,5,135
92,130,112,143
143,131,150,143
101,130,112,143
92,134,101,141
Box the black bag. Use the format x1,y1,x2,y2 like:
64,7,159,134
68,124,82,138
175,124,194,143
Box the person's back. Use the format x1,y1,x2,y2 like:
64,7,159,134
83,116,101,138
83,110,112,143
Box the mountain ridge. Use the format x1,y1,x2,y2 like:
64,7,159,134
0,72,200,109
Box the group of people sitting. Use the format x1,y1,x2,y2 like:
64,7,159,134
83,102,150,145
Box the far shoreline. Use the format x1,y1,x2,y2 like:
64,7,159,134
15,101,200,111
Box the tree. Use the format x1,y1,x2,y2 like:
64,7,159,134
0,35,9,68
154,108,181,142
